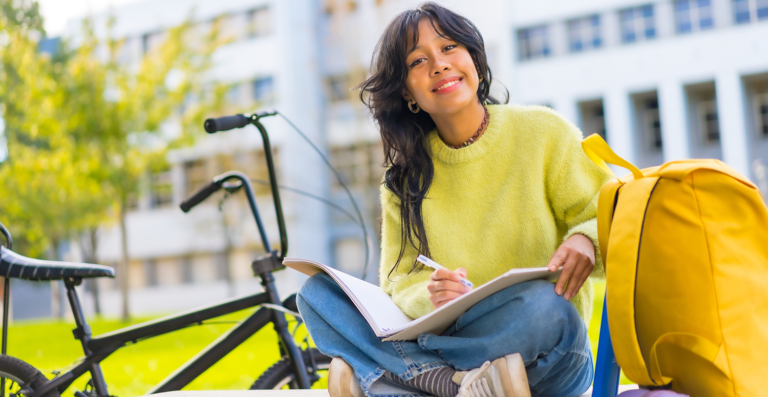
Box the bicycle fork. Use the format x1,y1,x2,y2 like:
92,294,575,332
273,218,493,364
260,271,311,389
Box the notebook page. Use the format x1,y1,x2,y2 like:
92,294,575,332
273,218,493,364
282,258,413,337
322,267,414,335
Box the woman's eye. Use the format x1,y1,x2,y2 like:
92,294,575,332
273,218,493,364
444,44,457,51
409,58,425,68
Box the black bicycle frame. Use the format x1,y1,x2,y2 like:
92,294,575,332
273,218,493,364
28,114,312,397
28,270,303,397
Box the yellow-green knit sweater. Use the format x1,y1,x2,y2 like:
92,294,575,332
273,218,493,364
379,104,612,325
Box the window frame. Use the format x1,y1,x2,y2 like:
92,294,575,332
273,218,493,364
517,25,551,61
568,15,602,53
620,5,656,44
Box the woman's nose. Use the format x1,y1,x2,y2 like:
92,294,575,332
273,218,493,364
431,55,451,75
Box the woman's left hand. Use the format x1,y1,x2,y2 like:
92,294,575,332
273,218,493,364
546,234,595,301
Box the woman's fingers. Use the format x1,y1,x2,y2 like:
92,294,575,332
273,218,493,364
546,249,567,272
427,278,467,294
554,249,576,296
564,259,593,301
430,290,465,308
428,267,470,308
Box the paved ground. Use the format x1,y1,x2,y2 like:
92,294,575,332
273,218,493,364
156,384,640,397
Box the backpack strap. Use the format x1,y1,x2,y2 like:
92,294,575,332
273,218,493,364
582,135,637,264
582,134,644,179
605,176,660,386
582,134,660,385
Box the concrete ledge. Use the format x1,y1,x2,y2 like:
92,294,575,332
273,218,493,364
156,384,639,397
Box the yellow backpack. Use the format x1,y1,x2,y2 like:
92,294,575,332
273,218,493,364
582,134,768,396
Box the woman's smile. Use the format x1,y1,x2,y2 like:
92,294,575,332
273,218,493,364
432,77,463,94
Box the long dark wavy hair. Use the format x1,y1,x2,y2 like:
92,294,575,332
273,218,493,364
357,2,508,277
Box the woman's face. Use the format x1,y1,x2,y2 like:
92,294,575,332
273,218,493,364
402,18,480,116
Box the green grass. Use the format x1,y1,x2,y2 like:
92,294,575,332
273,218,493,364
8,308,303,396
8,282,629,396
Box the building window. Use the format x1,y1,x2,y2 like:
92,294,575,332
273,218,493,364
226,83,242,106
142,31,166,54
675,0,714,33
734,0,751,23
578,100,607,141
145,259,158,287
150,171,173,208
517,26,550,61
620,5,656,43
247,7,271,38
568,15,602,52
253,76,275,105
755,91,768,137
329,141,385,189
643,98,663,150
219,13,248,41
181,256,194,284
760,0,768,19
697,98,720,143
327,75,350,102
734,0,768,22
184,159,208,196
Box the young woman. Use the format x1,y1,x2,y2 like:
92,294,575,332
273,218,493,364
297,3,611,397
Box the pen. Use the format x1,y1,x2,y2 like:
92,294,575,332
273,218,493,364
416,255,474,288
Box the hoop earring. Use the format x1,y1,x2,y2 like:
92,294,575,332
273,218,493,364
479,74,484,82
408,101,420,113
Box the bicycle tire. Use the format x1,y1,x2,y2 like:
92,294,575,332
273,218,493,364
0,354,60,397
250,348,332,390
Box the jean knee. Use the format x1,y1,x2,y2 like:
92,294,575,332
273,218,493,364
297,273,336,309
523,281,586,342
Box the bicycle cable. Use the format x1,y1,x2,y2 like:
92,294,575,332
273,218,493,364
249,179,361,227
276,112,374,281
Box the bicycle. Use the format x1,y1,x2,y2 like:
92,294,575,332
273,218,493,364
0,111,340,397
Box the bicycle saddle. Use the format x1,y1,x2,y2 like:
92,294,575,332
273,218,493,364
0,245,115,281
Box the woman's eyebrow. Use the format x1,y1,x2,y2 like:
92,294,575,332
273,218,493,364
406,35,451,56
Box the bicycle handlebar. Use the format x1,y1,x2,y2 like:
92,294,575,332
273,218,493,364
203,111,278,134
185,111,287,260
179,181,222,213
204,114,250,133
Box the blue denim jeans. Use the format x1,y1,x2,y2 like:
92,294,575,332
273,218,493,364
297,273,593,397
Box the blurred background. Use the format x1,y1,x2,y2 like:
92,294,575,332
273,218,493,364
0,0,766,393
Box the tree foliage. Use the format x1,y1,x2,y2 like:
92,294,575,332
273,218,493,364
0,1,226,259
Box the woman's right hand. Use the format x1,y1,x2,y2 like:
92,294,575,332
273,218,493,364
427,267,471,308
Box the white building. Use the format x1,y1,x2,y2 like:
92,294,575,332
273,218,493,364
510,0,768,180
16,0,767,319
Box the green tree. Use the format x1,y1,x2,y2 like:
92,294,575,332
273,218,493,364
0,1,226,320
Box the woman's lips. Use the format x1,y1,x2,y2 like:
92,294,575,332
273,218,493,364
432,77,463,94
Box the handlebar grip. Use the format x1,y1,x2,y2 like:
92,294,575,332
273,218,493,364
180,181,222,212
203,114,251,134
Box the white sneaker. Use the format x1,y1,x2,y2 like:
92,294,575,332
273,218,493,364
454,353,530,397
328,357,365,397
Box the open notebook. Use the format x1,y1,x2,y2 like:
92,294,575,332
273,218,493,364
283,258,561,341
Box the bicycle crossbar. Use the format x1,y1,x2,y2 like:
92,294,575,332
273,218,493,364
88,292,270,351
148,307,273,393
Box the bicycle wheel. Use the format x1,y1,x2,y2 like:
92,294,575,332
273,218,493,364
0,355,60,397
250,348,332,390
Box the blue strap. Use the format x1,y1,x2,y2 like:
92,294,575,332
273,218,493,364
593,294,621,397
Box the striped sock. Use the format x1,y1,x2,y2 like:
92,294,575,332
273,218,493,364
383,367,460,397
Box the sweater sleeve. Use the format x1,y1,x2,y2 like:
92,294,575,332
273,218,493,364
378,185,434,319
543,111,613,277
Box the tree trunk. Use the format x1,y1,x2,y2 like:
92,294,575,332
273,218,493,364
119,200,131,322
82,228,102,316
220,208,235,297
